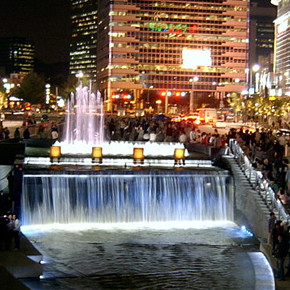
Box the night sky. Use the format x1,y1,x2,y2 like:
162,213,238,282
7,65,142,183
0,0,71,64
0,0,275,64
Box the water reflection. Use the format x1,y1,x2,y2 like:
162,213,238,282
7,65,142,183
22,222,258,289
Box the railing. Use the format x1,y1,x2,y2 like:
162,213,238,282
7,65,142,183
229,139,290,222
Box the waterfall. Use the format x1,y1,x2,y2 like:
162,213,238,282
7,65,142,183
21,171,233,225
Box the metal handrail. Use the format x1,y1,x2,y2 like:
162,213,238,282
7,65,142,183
229,139,290,222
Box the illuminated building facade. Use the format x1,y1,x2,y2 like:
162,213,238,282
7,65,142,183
96,0,249,113
249,1,276,71
248,1,276,96
0,37,34,75
272,0,290,97
70,0,98,82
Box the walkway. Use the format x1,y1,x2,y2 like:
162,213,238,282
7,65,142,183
221,142,290,289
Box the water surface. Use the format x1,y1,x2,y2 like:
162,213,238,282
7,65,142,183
21,222,258,289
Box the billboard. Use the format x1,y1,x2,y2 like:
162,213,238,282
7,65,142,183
182,48,212,68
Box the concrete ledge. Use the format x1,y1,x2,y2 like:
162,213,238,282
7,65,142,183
248,252,275,290
0,234,43,279
0,251,42,278
0,267,28,289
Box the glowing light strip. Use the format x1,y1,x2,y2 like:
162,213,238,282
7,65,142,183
248,252,275,290
24,157,213,168
21,221,237,234
23,173,228,178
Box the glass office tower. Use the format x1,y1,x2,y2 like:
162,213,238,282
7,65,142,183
70,0,98,82
272,0,290,97
0,37,34,75
96,0,249,113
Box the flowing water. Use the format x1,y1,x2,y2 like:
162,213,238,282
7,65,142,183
19,169,261,289
63,85,104,145
21,170,233,225
21,223,258,289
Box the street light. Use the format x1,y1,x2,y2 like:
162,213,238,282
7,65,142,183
189,76,199,113
147,85,153,107
251,64,260,94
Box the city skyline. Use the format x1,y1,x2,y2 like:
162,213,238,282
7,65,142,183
0,0,71,64
0,1,277,66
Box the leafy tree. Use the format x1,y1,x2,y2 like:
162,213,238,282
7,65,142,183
14,73,45,104
59,76,78,101
0,82,5,94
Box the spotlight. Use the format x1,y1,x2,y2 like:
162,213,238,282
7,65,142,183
133,148,144,164
50,146,61,163
174,148,185,166
92,147,103,164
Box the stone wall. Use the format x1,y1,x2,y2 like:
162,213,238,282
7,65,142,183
221,156,269,241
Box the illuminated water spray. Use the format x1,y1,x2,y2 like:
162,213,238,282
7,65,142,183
54,84,186,157
64,85,104,145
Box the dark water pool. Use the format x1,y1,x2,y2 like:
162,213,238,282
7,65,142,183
21,222,259,289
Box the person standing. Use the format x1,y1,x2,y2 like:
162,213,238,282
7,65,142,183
14,127,21,140
23,127,30,139
272,220,284,256
51,129,59,144
3,127,10,139
5,214,14,250
268,212,276,245
274,234,289,281
12,214,21,250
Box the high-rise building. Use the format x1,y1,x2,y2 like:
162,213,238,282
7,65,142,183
96,0,249,113
70,0,98,82
0,37,34,75
249,1,276,71
271,0,290,97
248,1,276,95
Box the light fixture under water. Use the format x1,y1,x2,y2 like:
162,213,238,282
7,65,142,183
133,148,144,164
92,147,103,164
174,148,185,166
50,146,61,163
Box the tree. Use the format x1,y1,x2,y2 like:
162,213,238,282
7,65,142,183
59,76,78,101
14,73,45,104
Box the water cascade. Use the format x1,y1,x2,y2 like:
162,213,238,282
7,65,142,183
21,171,233,225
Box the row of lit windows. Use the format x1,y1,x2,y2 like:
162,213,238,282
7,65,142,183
106,64,245,74
126,3,246,12
125,36,247,44
141,23,244,32
128,0,229,5
137,43,245,50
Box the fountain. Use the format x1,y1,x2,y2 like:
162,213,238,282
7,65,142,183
54,84,187,157
64,85,104,145
19,87,267,289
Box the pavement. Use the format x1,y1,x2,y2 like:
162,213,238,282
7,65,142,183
260,243,290,289
0,234,43,287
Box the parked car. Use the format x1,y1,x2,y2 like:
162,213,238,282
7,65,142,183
212,120,226,128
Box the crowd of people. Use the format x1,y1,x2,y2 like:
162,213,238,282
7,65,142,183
0,214,21,251
231,127,290,204
268,213,290,280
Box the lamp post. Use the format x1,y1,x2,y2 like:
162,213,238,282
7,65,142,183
147,85,153,107
189,76,199,113
251,64,260,94
156,100,162,113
